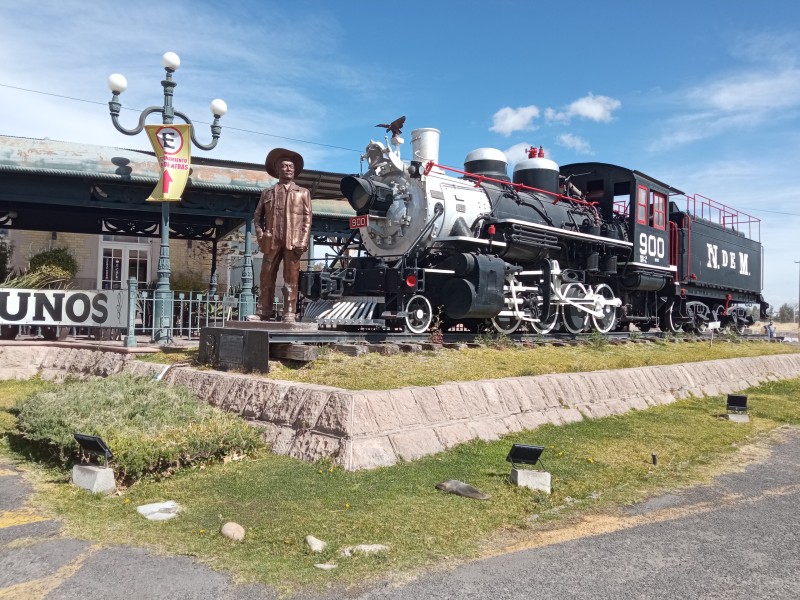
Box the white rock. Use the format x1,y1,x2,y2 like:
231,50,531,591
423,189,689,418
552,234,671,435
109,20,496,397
313,563,337,570
305,535,328,553
136,501,180,521
221,521,245,542
341,544,390,557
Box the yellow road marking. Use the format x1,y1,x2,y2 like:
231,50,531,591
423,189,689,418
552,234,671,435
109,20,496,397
493,483,800,556
0,508,50,529
0,469,17,477
0,543,101,600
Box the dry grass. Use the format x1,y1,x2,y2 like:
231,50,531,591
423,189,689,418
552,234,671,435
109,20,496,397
267,340,800,390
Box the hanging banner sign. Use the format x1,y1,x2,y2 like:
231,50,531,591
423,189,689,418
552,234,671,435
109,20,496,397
145,123,192,202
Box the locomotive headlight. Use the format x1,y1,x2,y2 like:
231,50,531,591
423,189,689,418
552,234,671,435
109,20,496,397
341,176,394,216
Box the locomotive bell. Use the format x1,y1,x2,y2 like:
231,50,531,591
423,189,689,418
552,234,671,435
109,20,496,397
341,175,394,216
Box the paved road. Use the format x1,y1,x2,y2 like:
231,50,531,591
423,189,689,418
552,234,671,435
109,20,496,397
2,428,799,599
0,460,276,600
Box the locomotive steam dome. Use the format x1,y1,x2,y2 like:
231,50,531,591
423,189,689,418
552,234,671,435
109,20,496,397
513,154,560,194
464,148,509,181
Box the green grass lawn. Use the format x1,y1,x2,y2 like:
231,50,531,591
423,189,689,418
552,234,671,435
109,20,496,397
2,373,800,594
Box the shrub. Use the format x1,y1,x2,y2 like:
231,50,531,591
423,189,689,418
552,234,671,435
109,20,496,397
0,240,12,280
28,247,78,279
15,375,264,482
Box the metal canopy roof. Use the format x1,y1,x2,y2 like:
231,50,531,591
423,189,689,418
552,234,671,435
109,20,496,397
0,135,355,240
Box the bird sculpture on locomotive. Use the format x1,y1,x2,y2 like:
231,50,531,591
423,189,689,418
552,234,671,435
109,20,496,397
300,123,765,335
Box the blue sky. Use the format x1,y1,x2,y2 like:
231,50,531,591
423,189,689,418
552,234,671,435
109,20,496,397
1,0,799,310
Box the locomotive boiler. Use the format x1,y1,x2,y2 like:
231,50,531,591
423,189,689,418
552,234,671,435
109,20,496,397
300,125,765,335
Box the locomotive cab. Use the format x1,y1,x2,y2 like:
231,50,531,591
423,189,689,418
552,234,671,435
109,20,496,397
560,163,682,330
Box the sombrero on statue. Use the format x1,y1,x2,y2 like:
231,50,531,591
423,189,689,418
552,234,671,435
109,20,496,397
265,148,304,178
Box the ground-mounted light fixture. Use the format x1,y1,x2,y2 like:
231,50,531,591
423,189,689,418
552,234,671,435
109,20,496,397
506,444,545,469
72,433,116,494
725,394,749,423
74,432,113,464
506,443,551,494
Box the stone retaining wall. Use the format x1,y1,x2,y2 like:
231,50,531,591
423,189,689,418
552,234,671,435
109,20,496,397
3,345,800,470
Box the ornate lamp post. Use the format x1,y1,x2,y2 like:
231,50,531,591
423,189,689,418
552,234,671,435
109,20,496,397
106,52,227,343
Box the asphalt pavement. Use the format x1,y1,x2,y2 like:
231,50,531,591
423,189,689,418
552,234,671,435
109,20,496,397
2,428,799,599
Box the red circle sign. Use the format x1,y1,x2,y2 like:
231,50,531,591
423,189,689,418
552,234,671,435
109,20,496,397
155,126,184,155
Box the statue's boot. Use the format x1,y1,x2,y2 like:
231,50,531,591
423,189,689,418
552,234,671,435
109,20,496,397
260,286,275,321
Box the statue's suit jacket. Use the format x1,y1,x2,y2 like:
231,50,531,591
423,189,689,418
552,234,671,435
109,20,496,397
254,181,312,252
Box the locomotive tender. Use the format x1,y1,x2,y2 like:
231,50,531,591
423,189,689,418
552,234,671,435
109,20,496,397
300,126,765,335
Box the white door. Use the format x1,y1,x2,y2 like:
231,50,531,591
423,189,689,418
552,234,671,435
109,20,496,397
97,239,150,290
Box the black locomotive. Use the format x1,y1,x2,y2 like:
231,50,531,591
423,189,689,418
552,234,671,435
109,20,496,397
301,126,765,335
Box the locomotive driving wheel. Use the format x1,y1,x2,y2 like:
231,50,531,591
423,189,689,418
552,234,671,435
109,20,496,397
590,283,617,333
660,303,682,333
404,295,433,334
491,314,524,334
532,305,559,334
561,283,589,334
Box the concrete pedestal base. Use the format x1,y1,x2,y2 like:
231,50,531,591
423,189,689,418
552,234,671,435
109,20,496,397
72,465,116,494
510,468,551,494
726,413,750,423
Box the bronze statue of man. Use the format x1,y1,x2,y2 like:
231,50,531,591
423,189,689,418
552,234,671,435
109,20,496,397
254,148,312,322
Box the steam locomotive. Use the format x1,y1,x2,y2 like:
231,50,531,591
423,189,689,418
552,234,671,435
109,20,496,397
300,126,765,335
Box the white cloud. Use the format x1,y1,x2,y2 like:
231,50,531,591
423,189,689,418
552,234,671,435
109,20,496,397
490,105,540,136
546,94,621,124
0,0,383,171
690,69,800,113
503,142,532,167
652,33,800,150
556,133,592,154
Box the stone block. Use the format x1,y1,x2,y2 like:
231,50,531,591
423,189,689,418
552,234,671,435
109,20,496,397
347,437,397,470
288,431,343,463
458,382,490,417
390,389,424,427
313,393,352,437
72,465,116,494
509,468,551,494
495,379,529,413
390,428,444,461
411,387,446,423
517,411,550,431
434,423,474,448
364,391,401,431
476,381,509,415
725,413,750,423
467,418,507,441
551,407,580,423
435,384,471,420
350,394,379,436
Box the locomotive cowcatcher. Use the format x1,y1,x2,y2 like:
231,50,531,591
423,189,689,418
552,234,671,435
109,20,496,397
300,124,766,335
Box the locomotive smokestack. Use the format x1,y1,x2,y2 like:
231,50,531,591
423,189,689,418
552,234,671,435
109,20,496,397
411,128,441,167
